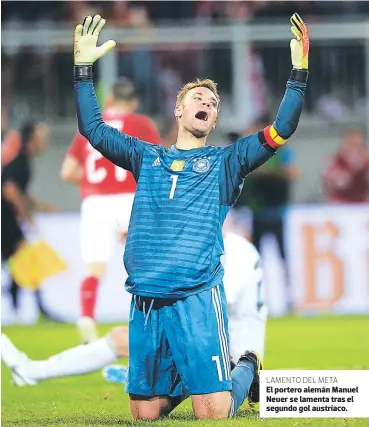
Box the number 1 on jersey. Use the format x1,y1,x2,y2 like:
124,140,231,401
169,175,179,199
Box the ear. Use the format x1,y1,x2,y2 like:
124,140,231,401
174,104,182,120
212,119,217,130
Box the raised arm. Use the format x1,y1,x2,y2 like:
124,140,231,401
74,15,146,179
220,13,309,206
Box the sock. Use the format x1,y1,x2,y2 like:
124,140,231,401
80,276,99,318
229,361,255,417
26,335,118,381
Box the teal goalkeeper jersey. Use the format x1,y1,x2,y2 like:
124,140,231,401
75,78,306,298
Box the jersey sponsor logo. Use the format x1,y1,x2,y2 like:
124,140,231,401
152,157,161,167
170,160,185,172
193,158,210,173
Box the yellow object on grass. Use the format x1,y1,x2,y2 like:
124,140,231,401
7,240,67,290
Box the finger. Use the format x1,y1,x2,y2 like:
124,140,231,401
294,13,308,32
82,15,92,35
290,14,303,37
291,13,304,27
98,40,117,57
292,13,308,37
74,24,83,40
294,13,305,27
291,25,301,41
93,17,106,36
90,14,102,35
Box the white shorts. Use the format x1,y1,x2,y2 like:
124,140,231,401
80,193,135,263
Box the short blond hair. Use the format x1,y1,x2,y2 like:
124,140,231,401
176,78,220,109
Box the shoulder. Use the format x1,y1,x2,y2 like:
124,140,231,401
203,145,228,158
223,135,255,150
145,142,166,156
217,137,252,156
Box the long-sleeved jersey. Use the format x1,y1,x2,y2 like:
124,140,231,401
75,75,306,298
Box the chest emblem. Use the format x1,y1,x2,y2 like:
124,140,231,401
170,160,185,172
193,158,210,173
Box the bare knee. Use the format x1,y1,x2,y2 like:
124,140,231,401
109,326,128,357
131,406,160,421
192,392,231,419
86,262,105,279
130,395,170,420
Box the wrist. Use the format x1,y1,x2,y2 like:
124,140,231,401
74,65,93,81
290,68,309,83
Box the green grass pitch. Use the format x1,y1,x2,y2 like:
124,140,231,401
2,315,369,427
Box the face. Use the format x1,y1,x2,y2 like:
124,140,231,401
175,87,219,138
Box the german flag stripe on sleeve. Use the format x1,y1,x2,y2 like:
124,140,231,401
262,125,288,149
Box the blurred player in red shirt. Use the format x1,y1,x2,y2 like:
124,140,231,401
322,129,369,203
60,79,161,342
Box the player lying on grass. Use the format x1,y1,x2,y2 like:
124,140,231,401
1,231,267,392
5,13,308,420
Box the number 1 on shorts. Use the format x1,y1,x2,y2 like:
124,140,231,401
212,355,223,381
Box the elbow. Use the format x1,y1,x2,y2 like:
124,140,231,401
288,112,301,136
77,120,89,140
77,118,104,147
76,108,91,140
60,161,81,184
75,101,105,145
60,170,74,183
282,119,298,139
60,168,82,184
274,112,301,141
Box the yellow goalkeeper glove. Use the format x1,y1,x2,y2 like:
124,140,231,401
290,13,309,70
74,15,116,65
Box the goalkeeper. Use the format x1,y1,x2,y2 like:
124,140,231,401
10,13,309,420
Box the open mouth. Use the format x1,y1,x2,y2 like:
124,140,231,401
195,111,208,122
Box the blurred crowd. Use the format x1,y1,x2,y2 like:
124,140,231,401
2,1,368,127
2,1,369,24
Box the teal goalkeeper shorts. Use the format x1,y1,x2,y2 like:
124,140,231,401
126,283,232,396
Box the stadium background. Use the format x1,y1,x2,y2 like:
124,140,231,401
1,2,369,426
2,0,369,323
